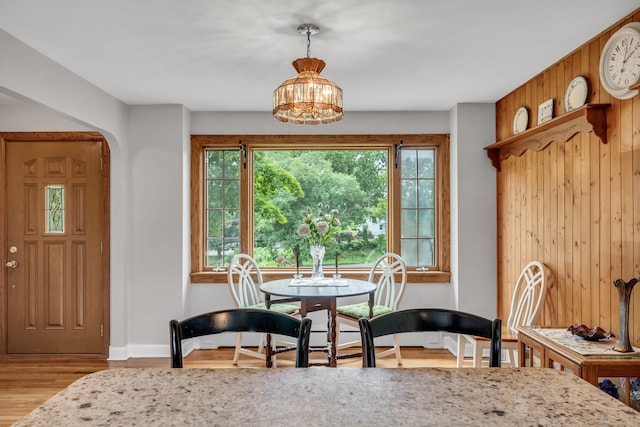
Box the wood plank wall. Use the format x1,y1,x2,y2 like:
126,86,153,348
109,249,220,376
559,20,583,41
494,9,640,347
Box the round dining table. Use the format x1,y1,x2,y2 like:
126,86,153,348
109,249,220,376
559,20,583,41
260,277,376,367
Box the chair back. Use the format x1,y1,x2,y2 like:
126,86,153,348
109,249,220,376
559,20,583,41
506,261,548,334
359,308,501,367
170,308,312,368
228,254,263,307
369,253,407,309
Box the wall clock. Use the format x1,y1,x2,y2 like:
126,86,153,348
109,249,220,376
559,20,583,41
599,22,640,100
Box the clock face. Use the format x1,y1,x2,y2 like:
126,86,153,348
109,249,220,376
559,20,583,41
600,23,640,99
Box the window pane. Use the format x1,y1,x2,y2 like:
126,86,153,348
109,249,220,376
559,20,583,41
223,180,239,208
401,239,417,265
223,151,240,179
225,210,239,238
418,209,434,238
207,210,222,238
253,150,388,268
207,180,222,209
401,149,416,179
417,179,434,208
401,179,417,209
401,148,436,267
418,239,435,266
401,209,417,238
206,238,224,266
45,185,64,233
205,149,240,268
417,150,434,178
207,151,223,179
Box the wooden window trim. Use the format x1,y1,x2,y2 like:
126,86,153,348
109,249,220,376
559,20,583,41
190,134,450,284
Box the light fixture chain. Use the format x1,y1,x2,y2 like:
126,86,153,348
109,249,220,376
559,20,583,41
306,29,311,58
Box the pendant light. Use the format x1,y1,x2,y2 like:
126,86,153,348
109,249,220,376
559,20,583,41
272,24,343,125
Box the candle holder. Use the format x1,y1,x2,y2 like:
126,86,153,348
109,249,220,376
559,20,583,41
612,277,638,352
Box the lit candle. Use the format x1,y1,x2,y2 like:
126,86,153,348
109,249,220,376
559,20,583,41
295,247,300,276
335,252,339,275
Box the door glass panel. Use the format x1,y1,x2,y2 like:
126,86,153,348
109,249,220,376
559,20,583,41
45,184,64,233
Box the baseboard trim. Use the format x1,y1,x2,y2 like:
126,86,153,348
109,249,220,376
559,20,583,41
109,331,449,360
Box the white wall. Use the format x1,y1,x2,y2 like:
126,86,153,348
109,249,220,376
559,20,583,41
0,28,497,358
449,103,497,317
447,103,497,354
190,111,450,135
124,105,191,356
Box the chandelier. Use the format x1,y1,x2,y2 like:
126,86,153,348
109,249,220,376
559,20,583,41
273,24,343,125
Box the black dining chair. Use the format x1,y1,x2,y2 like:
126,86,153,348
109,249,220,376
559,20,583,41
358,308,502,368
170,308,312,368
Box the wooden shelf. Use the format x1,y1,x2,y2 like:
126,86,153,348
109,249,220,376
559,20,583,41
485,103,610,170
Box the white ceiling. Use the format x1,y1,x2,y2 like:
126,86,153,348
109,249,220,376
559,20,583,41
0,1,638,112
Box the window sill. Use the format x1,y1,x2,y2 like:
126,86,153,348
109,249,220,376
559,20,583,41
190,269,451,284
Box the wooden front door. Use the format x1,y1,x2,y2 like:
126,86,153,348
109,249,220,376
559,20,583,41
4,135,108,354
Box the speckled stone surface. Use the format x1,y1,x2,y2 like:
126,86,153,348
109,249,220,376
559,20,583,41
13,367,640,426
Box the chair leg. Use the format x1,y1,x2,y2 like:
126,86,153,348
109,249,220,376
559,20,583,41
456,335,466,368
233,332,242,365
472,340,483,368
508,348,518,367
270,334,279,368
393,334,402,365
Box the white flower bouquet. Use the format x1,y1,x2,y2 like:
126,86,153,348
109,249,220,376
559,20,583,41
297,206,340,246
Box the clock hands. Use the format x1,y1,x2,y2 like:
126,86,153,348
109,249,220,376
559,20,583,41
624,38,630,62
611,38,638,80
623,44,637,65
618,44,639,82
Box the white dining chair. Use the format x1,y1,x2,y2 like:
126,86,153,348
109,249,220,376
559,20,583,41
227,254,299,366
335,252,407,364
457,260,550,367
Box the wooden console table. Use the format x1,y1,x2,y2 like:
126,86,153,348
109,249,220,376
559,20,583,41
518,326,640,408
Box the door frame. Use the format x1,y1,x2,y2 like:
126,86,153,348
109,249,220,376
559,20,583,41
0,132,111,357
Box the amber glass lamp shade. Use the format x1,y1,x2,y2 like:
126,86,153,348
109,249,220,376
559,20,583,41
273,57,343,125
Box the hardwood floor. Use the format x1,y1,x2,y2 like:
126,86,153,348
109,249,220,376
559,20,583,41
0,347,457,426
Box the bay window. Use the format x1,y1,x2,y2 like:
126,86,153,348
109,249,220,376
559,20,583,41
191,135,450,283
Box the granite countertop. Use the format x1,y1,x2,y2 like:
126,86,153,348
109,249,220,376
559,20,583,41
14,367,640,426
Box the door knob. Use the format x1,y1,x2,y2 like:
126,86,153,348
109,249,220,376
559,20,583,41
5,260,17,269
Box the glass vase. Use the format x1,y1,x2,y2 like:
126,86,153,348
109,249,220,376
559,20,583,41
310,244,325,279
